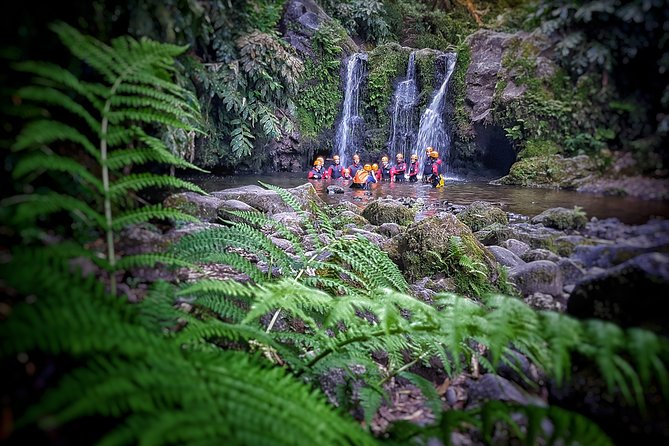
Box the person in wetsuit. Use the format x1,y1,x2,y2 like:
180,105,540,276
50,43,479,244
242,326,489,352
307,159,326,179
379,156,392,181
350,163,377,189
428,150,445,188
348,154,362,177
328,155,343,179
393,153,406,182
408,153,419,182
422,146,434,183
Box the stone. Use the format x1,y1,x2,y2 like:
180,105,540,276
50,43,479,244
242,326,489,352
567,253,669,334
376,222,402,238
571,241,669,269
502,238,531,257
395,215,497,282
509,260,563,297
525,292,564,312
557,258,586,285
361,199,415,226
163,192,226,222
521,248,561,263
531,207,588,231
266,131,303,172
327,185,345,194
488,245,525,268
467,374,543,406
212,183,324,215
345,228,388,247
457,201,509,232
217,199,258,224
339,210,368,227
495,155,597,189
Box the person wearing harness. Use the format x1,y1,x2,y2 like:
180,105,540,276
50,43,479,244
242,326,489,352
428,151,445,188
307,159,326,179
393,153,406,182
379,156,392,181
408,153,419,182
422,146,434,183
328,155,344,179
348,154,362,177
350,163,377,189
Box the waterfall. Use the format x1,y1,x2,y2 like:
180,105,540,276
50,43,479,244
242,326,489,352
335,53,367,167
416,53,457,175
388,51,418,160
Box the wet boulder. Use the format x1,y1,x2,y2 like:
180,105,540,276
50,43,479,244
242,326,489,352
212,183,324,215
163,192,225,223
457,201,509,232
376,222,402,238
394,215,496,282
488,245,525,268
509,260,563,297
567,253,669,334
557,258,586,285
501,238,531,257
531,207,587,231
466,374,544,407
217,199,258,224
571,240,669,269
495,155,597,189
362,199,415,226
521,248,561,263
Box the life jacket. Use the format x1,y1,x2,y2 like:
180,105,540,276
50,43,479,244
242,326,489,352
409,161,419,177
349,163,361,177
431,158,443,176
353,169,369,184
328,164,343,179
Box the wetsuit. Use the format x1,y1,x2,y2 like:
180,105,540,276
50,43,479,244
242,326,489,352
308,166,325,179
422,158,433,183
408,161,419,182
379,163,392,181
393,160,406,182
328,164,343,179
348,162,362,177
430,158,445,188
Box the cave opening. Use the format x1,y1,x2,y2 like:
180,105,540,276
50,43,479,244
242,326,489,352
475,123,517,177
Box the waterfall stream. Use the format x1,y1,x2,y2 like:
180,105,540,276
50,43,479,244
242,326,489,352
388,51,418,160
335,53,367,167
416,53,457,175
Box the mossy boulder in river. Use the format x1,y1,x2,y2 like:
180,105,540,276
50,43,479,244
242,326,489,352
163,192,224,222
362,199,415,226
457,201,509,232
495,155,597,189
531,207,587,230
391,215,496,284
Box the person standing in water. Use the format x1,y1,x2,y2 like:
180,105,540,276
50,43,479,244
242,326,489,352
428,150,445,188
393,153,406,182
348,154,362,177
328,155,344,179
379,156,392,181
308,159,325,179
351,163,377,189
408,153,419,182
422,146,434,183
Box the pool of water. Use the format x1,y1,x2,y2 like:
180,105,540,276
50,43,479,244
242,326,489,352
185,173,669,225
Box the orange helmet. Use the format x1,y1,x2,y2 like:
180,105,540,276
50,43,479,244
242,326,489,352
313,160,321,166
363,164,372,171
317,156,325,164
396,153,404,160
410,154,418,161
430,151,439,158
372,163,379,171
381,156,389,163
426,146,434,152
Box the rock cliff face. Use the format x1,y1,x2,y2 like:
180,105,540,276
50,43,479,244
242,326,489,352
454,30,558,175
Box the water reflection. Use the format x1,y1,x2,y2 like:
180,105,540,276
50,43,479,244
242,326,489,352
185,173,669,225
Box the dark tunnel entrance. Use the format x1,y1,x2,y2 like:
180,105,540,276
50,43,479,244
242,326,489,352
475,123,517,176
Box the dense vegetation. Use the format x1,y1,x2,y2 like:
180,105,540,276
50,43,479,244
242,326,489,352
2,1,668,444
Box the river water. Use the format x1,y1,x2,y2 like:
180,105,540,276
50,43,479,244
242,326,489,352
186,173,669,225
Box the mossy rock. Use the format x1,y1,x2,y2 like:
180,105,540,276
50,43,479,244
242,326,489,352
530,207,587,231
457,201,509,232
496,155,597,189
395,214,496,282
163,192,226,223
362,199,415,226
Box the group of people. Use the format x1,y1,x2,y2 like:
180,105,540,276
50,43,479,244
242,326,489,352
308,146,445,188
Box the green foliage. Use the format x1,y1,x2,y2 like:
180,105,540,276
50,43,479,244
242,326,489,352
365,44,410,147
7,23,204,293
518,139,561,159
322,0,391,43
295,21,347,139
451,42,473,139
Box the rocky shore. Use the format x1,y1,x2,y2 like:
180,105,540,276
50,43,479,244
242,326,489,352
134,183,669,442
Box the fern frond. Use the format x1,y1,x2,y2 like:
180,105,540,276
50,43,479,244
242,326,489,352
189,252,266,283
108,173,206,198
13,120,98,159
114,253,196,271
4,192,105,228
13,152,103,192
112,205,199,230
15,85,101,133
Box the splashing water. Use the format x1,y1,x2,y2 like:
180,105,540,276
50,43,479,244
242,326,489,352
388,51,418,160
335,53,367,167
416,53,457,175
